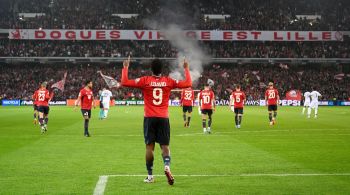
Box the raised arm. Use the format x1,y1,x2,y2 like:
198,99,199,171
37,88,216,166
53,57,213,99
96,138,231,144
174,60,192,89
121,57,144,88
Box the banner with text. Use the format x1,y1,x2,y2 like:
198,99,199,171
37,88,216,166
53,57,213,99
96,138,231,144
9,29,343,41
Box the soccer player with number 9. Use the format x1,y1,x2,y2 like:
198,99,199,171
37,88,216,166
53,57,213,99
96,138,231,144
121,57,192,185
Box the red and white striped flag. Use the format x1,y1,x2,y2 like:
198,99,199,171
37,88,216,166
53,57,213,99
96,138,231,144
51,72,67,91
98,71,120,88
334,73,345,80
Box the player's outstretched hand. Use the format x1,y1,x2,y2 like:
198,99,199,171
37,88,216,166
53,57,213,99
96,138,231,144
123,55,130,68
183,58,189,69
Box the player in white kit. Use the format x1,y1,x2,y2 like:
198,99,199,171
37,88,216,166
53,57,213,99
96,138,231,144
101,88,113,118
308,90,322,119
302,91,311,115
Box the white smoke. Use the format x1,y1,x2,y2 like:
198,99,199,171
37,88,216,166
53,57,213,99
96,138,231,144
162,24,210,83
143,5,210,84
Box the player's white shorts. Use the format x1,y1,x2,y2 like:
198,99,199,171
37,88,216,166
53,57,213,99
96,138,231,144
309,101,319,109
102,101,110,109
303,100,310,107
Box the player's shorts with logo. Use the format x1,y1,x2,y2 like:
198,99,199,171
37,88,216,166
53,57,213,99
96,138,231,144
201,109,213,116
303,100,310,107
37,106,49,115
268,105,278,111
183,106,193,113
310,101,319,109
144,117,170,145
81,109,91,118
234,107,244,114
102,101,110,109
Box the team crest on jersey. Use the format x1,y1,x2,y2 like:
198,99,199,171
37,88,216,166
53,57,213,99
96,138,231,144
135,78,140,83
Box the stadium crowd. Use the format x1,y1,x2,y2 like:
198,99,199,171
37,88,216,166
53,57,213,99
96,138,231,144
1,40,349,58
0,63,348,102
0,0,349,30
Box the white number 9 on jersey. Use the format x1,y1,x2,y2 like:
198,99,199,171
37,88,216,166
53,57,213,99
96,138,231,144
152,88,163,105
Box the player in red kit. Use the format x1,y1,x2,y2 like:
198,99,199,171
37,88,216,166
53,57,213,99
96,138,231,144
198,84,215,134
32,88,40,125
229,85,246,129
75,80,95,137
180,87,194,127
265,82,280,125
36,82,51,134
121,57,192,185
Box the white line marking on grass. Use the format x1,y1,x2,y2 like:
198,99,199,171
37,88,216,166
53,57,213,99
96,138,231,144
93,173,350,194
105,173,350,177
93,176,108,195
240,173,350,177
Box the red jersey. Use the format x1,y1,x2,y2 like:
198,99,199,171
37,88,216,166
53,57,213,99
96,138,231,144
265,88,279,105
121,67,192,118
79,88,94,110
199,90,215,110
181,88,195,106
231,91,246,108
36,88,50,106
32,90,39,106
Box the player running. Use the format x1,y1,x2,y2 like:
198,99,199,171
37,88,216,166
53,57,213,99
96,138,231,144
198,83,215,134
32,88,40,125
36,82,51,134
265,82,280,126
75,80,95,137
308,89,322,119
121,57,192,185
180,87,194,127
100,88,113,119
302,91,311,115
229,85,246,129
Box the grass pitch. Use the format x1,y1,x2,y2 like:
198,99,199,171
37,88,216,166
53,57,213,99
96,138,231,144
0,106,349,194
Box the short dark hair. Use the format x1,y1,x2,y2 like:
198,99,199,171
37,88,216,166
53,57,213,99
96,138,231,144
235,84,241,89
85,80,92,86
151,59,163,76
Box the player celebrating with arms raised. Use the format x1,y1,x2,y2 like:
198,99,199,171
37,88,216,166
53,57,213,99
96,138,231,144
198,83,215,134
265,82,280,126
180,87,194,127
75,80,95,137
121,57,192,185
229,85,246,129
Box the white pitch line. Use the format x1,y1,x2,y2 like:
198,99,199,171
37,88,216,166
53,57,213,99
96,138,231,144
105,173,350,177
93,173,350,195
93,176,108,195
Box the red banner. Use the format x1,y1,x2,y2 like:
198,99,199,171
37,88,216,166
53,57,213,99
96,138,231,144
8,29,343,41
285,90,302,101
